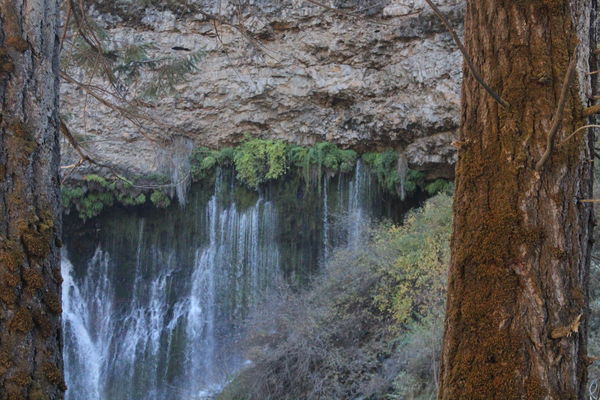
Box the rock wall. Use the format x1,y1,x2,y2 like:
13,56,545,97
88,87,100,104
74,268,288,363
61,0,463,179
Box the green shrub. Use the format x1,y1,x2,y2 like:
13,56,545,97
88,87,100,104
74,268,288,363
189,139,448,197
375,193,452,325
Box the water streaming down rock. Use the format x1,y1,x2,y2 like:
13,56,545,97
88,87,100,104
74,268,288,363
62,165,408,400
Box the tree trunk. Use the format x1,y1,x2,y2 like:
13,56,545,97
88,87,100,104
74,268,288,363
439,1,597,399
0,0,64,399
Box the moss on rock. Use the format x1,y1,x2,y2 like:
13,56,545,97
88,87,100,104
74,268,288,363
62,139,443,220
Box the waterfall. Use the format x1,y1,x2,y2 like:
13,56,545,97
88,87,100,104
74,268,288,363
157,136,194,205
396,149,409,201
62,166,395,400
62,253,108,400
347,160,372,248
322,174,330,264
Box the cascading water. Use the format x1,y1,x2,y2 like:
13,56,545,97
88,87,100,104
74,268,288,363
62,164,408,400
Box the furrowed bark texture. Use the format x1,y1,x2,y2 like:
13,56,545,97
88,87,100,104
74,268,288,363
439,1,595,399
0,0,64,399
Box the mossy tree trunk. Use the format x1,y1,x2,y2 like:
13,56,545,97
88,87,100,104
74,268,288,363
439,1,597,399
0,0,65,399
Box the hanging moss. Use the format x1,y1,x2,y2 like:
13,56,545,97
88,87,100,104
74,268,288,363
62,174,164,220
78,192,115,220
61,187,85,208
362,151,398,192
288,142,357,191
150,190,172,208
190,147,234,182
233,138,288,190
189,139,429,196
189,139,360,192
62,140,444,220
362,151,425,197
117,192,147,207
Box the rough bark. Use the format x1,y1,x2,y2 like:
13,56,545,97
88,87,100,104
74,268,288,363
0,0,64,399
439,1,596,399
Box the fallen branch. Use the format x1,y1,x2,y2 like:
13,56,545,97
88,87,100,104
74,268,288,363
423,0,509,108
535,47,578,171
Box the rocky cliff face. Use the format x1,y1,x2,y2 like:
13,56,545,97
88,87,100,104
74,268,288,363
61,0,463,179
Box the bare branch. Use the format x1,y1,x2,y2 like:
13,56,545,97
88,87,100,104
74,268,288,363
423,0,509,108
560,125,600,145
584,104,600,117
61,118,191,190
60,117,117,172
60,3,73,51
60,72,177,142
535,47,578,171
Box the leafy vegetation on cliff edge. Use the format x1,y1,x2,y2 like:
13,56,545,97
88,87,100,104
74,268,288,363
63,139,452,220
190,138,449,197
61,174,171,221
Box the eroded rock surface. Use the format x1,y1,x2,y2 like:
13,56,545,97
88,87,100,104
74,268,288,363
61,0,463,178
